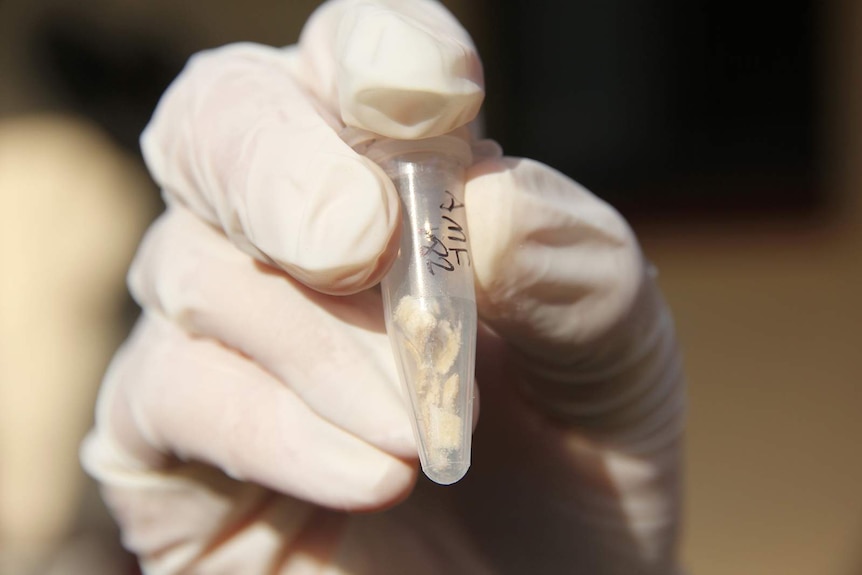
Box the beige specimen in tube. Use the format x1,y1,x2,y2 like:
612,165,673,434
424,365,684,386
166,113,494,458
393,297,463,458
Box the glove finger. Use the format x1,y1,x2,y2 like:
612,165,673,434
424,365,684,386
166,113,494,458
83,313,417,512
128,206,417,459
296,0,484,139
465,158,685,446
141,43,399,295
88,468,316,574
466,157,646,360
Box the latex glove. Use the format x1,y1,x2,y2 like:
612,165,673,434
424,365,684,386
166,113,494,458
81,1,685,573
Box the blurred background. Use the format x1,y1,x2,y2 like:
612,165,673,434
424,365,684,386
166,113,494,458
0,0,859,573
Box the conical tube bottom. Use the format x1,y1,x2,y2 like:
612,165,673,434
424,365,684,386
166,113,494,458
389,295,476,485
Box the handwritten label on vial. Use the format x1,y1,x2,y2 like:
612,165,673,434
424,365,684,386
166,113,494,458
420,190,470,275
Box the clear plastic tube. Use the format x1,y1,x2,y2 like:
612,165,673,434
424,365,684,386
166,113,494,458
370,136,476,485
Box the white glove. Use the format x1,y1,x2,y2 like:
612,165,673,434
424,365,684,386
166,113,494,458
82,1,685,573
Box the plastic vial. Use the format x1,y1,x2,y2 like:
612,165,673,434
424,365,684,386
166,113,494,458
363,135,476,485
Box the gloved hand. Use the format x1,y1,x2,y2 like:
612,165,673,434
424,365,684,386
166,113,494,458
81,1,686,573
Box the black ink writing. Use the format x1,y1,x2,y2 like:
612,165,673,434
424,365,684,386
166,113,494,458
421,235,449,259
419,189,471,275
420,234,455,275
442,215,467,242
427,258,456,274
439,190,464,213
451,248,469,266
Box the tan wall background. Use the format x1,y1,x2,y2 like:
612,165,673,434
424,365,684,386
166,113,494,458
644,2,862,572
0,1,859,573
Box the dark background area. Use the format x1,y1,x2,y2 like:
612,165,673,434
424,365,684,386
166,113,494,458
484,1,820,216
24,0,823,218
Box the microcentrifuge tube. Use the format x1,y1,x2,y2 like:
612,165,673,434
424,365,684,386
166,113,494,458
370,135,476,485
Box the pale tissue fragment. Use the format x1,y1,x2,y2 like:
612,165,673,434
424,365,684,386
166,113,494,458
441,373,459,410
434,321,460,375
428,405,461,451
394,298,439,348
393,297,437,391
393,297,463,459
